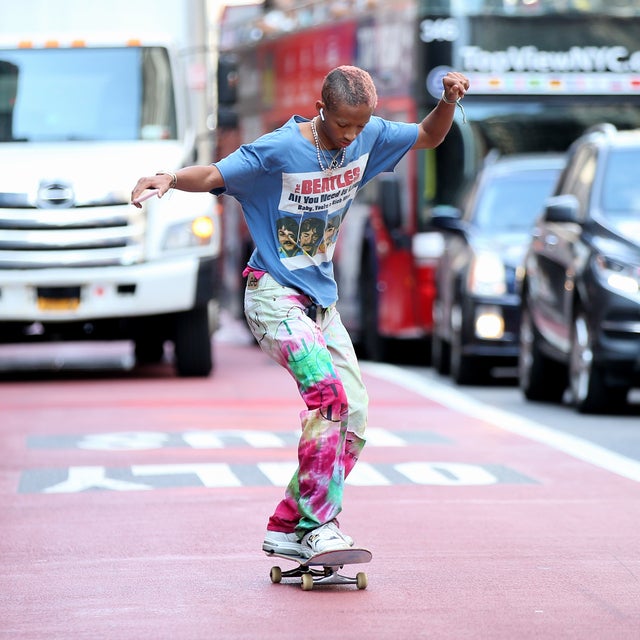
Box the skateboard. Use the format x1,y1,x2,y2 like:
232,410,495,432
265,547,372,591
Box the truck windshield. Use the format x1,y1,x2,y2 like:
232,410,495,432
0,46,177,143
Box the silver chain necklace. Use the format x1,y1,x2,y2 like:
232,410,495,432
310,117,346,175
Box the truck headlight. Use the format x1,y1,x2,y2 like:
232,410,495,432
163,216,215,250
594,254,640,296
468,252,506,296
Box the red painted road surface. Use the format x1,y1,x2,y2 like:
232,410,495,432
1,328,639,639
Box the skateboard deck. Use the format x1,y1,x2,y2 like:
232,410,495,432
265,547,372,590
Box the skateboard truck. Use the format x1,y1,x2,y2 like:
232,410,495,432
265,548,372,591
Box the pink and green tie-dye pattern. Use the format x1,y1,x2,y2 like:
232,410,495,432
244,273,367,537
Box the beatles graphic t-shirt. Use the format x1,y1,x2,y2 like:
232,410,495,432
211,115,418,307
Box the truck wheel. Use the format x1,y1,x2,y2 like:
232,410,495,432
134,337,165,365
174,307,213,377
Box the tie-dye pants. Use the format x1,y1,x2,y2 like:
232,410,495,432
244,272,368,538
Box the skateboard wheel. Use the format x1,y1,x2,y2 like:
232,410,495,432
301,573,314,591
270,566,282,584
356,572,368,590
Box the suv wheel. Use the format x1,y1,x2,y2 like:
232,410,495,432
431,301,450,375
569,309,626,413
518,298,566,402
450,303,482,385
432,331,450,375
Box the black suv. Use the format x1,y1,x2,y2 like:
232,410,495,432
430,153,565,384
519,125,640,413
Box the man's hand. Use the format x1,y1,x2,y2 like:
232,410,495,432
131,173,174,208
442,71,469,103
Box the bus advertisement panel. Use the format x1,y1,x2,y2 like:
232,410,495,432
416,9,640,210
216,1,640,362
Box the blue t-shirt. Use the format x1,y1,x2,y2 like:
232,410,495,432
212,115,418,306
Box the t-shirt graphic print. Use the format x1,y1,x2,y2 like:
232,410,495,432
276,157,366,268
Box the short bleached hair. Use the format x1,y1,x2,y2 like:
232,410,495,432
321,66,378,111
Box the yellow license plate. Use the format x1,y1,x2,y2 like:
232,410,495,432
37,297,80,311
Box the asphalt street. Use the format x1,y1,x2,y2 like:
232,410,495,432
1,324,639,639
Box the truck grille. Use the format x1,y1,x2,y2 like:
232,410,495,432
0,205,146,268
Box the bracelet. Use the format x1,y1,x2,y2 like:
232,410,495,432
440,90,467,124
156,170,177,189
441,90,458,104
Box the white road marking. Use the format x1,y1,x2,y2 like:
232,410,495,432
395,462,498,486
44,466,153,493
182,430,288,449
131,463,243,487
344,463,392,486
23,460,522,493
38,428,441,451
257,462,297,486
362,362,640,483
364,428,408,447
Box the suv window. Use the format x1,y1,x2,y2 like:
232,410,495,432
472,169,560,231
601,148,640,216
560,145,597,220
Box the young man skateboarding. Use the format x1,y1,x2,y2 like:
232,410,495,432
131,65,469,558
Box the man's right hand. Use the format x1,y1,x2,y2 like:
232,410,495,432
131,173,174,208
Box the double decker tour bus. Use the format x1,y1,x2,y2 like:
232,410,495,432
215,0,640,361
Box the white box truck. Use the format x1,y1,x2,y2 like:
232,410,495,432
0,0,220,376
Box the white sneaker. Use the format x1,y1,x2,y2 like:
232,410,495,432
301,522,351,557
262,530,303,556
326,520,354,547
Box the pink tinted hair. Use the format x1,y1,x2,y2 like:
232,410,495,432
321,65,378,111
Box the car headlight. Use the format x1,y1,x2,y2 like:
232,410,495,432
594,254,640,296
474,305,505,340
162,216,215,250
467,252,507,296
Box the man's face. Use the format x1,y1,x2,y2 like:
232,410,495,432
278,226,297,252
316,102,373,150
324,220,338,244
300,225,319,251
